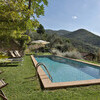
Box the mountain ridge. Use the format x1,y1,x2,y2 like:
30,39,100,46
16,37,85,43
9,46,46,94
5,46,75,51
45,29,70,36
45,28,100,53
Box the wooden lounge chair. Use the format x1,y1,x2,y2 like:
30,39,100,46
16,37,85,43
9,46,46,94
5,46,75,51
0,79,8,100
0,58,19,66
8,51,23,61
0,90,7,100
9,51,16,58
0,79,8,89
14,50,21,57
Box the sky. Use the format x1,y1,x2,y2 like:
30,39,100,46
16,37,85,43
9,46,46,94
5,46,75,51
37,0,100,36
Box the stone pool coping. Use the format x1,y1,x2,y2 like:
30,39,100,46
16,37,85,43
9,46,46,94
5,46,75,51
31,55,100,89
58,55,100,67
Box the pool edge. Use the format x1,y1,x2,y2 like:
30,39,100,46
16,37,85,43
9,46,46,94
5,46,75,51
31,55,100,89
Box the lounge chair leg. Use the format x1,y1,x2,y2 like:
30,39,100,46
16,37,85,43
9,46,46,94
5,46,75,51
0,94,7,100
0,90,7,100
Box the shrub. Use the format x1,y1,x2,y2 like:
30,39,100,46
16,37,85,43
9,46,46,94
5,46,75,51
97,49,100,62
51,49,83,59
62,50,83,59
51,49,63,56
24,49,31,54
0,52,8,59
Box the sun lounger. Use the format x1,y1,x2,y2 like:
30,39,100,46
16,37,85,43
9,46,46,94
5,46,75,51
0,79,8,89
0,79,8,100
9,51,16,58
14,50,21,57
9,50,22,58
8,50,23,61
0,59,19,66
0,90,7,100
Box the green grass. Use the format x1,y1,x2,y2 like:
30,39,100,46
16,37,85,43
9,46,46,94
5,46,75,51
26,52,52,56
34,52,52,55
0,55,100,100
78,59,100,65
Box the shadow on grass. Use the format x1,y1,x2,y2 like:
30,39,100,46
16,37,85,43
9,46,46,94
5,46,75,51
23,76,37,84
24,75,38,82
24,75,44,90
22,79,37,83
0,64,18,67
24,75,37,79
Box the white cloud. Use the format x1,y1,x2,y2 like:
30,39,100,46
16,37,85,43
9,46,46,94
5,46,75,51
72,16,78,20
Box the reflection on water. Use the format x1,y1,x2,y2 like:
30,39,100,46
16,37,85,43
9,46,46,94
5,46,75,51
35,55,100,82
49,56,100,79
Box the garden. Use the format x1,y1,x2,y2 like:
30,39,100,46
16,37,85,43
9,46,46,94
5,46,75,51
0,55,100,100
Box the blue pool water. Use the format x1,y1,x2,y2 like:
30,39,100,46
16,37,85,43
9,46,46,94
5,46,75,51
35,56,100,83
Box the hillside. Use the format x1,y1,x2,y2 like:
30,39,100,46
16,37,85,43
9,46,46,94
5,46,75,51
45,29,70,36
45,29,100,53
70,39,99,53
63,29,100,48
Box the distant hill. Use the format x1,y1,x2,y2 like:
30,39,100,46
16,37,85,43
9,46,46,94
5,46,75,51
45,29,100,53
45,29,70,36
63,29,100,48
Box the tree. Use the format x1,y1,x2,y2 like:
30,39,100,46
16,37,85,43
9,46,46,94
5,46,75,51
37,24,45,35
0,0,48,38
97,49,100,62
0,0,48,48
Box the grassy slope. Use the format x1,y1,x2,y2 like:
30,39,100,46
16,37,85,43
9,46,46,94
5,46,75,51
0,56,100,100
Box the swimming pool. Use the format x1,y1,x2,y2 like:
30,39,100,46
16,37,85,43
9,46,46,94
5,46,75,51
31,55,100,89
35,55,100,83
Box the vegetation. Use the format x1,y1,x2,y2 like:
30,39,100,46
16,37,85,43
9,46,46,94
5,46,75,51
45,29,70,36
45,29,100,53
25,51,51,56
97,49,100,62
0,0,48,49
78,59,100,65
65,29,100,48
51,49,83,59
28,31,73,52
27,28,100,62
0,55,100,100
0,1,100,99
0,0,48,35
62,50,83,59
37,24,45,35
69,39,99,53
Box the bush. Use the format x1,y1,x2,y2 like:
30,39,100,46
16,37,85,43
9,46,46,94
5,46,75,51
24,49,31,54
17,35,30,49
51,49,83,59
97,49,100,62
0,52,8,59
62,50,83,59
51,49,63,56
55,43,74,52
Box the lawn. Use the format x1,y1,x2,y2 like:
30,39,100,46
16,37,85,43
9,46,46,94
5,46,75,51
78,59,100,65
0,55,100,100
26,52,52,56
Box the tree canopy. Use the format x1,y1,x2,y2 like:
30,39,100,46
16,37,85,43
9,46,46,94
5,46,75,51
0,0,48,38
37,24,45,34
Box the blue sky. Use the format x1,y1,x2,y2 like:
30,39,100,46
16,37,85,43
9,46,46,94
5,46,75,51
38,0,100,36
